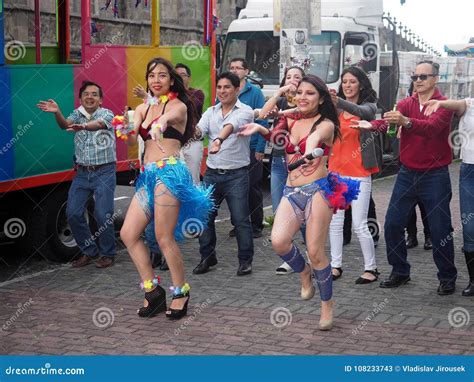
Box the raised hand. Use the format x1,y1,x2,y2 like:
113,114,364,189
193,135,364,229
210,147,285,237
209,139,222,154
423,100,441,116
329,88,338,106
133,85,148,100
66,124,86,132
37,99,59,113
350,120,373,130
237,123,262,137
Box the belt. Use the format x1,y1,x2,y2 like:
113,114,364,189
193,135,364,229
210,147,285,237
206,165,248,175
76,162,114,171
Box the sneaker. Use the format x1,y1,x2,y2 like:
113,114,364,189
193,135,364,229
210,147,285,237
275,262,293,275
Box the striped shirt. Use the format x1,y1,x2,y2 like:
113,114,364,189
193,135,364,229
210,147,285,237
67,107,116,166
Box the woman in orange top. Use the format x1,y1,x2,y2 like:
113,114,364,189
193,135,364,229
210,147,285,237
328,66,380,284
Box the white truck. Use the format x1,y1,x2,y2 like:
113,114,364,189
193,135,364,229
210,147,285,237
220,0,474,164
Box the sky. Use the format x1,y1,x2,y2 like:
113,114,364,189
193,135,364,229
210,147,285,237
383,0,472,54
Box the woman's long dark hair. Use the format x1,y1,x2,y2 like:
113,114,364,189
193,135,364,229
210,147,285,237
145,57,195,145
279,66,305,87
337,66,377,105
299,74,340,142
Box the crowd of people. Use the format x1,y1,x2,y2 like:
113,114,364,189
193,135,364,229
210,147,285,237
37,56,474,331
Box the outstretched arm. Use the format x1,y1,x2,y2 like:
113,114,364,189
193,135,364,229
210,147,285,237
424,99,467,117
37,99,71,129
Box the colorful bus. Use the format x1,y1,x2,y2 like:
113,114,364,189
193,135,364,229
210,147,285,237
0,0,216,261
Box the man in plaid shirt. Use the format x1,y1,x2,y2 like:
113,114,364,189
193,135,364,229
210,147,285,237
38,81,116,268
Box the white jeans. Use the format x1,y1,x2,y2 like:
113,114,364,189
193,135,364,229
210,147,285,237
329,175,377,270
181,140,204,185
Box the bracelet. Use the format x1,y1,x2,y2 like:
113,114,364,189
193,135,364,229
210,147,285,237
213,137,224,144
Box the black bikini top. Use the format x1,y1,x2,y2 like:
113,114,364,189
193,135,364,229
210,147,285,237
138,103,186,145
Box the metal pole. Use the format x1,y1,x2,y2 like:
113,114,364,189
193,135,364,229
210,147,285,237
34,0,41,64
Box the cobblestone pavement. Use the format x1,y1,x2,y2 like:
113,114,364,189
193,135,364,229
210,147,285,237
0,162,472,355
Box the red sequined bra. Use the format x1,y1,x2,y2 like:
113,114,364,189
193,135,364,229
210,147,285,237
267,114,330,156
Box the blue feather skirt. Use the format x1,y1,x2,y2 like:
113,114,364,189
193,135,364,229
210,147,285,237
135,157,214,242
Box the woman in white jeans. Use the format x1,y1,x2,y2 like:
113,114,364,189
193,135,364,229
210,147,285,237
328,66,380,284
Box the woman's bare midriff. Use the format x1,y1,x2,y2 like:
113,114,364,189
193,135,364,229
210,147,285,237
143,139,181,164
286,156,329,187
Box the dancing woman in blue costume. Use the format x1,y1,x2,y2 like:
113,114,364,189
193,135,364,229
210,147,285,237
239,75,359,330
120,57,213,320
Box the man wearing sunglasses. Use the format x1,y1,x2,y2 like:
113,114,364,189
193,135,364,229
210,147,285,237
351,60,457,295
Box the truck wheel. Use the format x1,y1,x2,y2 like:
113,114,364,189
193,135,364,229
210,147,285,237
45,187,97,263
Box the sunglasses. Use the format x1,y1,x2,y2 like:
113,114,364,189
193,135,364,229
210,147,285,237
410,74,436,81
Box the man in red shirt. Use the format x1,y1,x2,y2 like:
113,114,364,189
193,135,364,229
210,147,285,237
352,60,457,295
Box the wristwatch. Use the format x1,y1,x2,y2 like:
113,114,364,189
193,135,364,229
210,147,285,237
213,137,225,144
404,118,413,129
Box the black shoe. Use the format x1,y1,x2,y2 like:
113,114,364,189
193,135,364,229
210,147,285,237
437,283,456,296
253,230,263,238
462,281,474,296
332,267,343,280
237,263,252,276
373,238,379,248
229,228,236,237
379,275,411,288
192,255,217,275
159,258,169,271
423,237,433,250
343,237,351,246
137,285,167,318
406,236,418,249
150,252,163,268
355,269,380,285
166,291,190,320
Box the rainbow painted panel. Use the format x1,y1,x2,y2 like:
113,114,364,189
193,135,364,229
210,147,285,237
0,67,13,181
9,65,75,180
75,45,128,162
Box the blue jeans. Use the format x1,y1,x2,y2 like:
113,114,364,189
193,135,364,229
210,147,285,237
199,166,254,264
270,155,288,213
66,163,116,258
249,149,264,232
384,165,457,284
460,163,474,252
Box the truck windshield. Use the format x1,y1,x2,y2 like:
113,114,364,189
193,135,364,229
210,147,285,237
221,31,341,85
307,32,341,84
221,31,280,85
